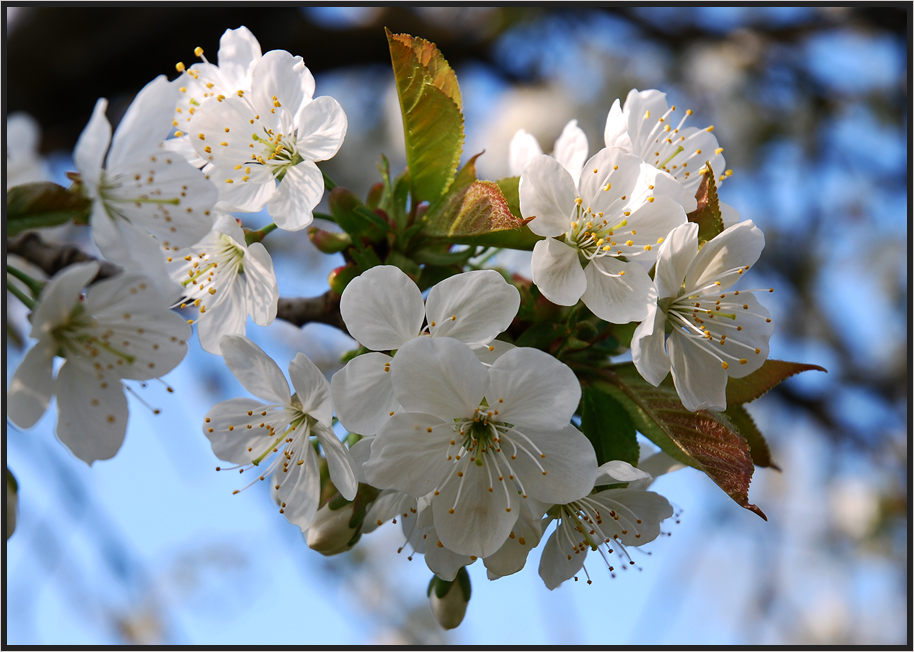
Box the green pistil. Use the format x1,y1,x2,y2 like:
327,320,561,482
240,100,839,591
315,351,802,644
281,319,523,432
181,262,218,287
659,145,685,168
116,197,181,206
79,335,136,364
252,433,287,466
566,506,601,551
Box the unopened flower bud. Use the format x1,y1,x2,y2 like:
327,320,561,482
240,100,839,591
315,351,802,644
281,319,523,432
328,264,360,295
427,567,471,630
306,501,359,555
308,227,351,254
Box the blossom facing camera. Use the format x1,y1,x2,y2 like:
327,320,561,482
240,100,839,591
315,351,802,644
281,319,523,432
631,220,775,412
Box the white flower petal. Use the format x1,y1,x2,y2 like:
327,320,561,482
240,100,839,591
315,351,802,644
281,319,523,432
251,50,313,118
684,220,765,293
720,201,740,229
363,412,455,497
390,337,487,421
277,442,321,531
641,164,697,213
203,397,277,465
348,436,374,485
196,284,249,355
603,98,634,151
538,528,586,590
589,488,673,545
7,337,57,429
432,461,519,557
519,155,577,237
288,352,332,426
579,147,643,216
315,425,359,501
243,242,279,326
722,293,775,379
581,257,654,324
331,353,398,436
487,347,580,430
504,424,597,505
295,96,348,162
220,335,291,405
595,460,651,484
30,262,99,337
483,501,544,578
623,88,670,146
361,487,411,534
472,339,515,365
508,129,542,177
107,76,177,170
426,270,519,346
667,329,728,411
217,26,262,88
612,195,687,266
55,362,128,465
631,303,670,387
424,532,475,581
268,159,323,231
531,237,586,306
339,265,425,351
552,119,588,186
653,222,698,300
73,99,111,189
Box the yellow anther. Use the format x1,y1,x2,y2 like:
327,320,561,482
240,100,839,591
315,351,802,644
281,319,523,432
706,125,714,132
175,62,186,72
619,270,625,276
208,287,217,295
715,148,724,155
174,131,184,137
206,82,214,89
603,183,611,191
725,169,733,177
178,87,187,94
644,110,650,119
687,109,693,115
696,149,702,154
194,46,204,57
237,90,244,97
593,168,598,174
216,94,225,102
657,237,664,244
647,197,655,203
204,146,211,153
625,240,634,246
721,361,729,369
225,179,233,184
224,127,230,133
220,142,228,146
234,164,242,170
643,244,652,251
602,245,612,251
198,133,205,140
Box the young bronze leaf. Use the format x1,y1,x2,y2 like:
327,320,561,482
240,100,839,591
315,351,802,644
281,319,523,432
594,364,767,520
423,180,530,238
724,404,780,470
387,29,464,204
686,163,724,242
7,182,92,236
726,359,827,406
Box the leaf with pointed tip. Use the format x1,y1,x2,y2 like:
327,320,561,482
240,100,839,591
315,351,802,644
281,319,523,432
387,29,464,204
7,182,92,236
724,404,780,470
726,359,827,406
686,163,724,242
592,363,767,520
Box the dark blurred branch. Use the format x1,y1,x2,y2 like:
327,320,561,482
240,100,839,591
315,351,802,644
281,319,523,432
277,293,347,335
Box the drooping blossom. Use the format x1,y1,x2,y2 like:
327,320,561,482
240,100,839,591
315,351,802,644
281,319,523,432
188,49,347,230
203,336,358,531
509,119,589,186
538,460,674,590
167,211,278,354
74,77,217,295
363,336,597,557
519,147,691,323
331,266,520,437
7,262,190,464
631,220,775,412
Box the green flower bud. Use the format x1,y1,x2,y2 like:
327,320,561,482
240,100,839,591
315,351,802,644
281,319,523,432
427,567,471,630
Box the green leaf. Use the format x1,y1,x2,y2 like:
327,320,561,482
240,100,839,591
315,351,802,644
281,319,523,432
495,176,521,218
411,243,475,267
685,164,724,242
7,182,92,236
580,386,640,467
329,187,385,240
726,359,827,405
387,29,464,204
515,322,567,350
593,363,767,520
349,246,383,272
384,250,420,279
724,404,780,470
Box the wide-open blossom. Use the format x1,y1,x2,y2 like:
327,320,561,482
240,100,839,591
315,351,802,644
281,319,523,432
74,77,217,296
331,266,520,437
189,50,347,230
167,211,278,354
509,119,589,186
519,147,691,323
203,336,358,532
604,88,728,204
631,220,775,412
363,336,597,557
7,262,190,464
538,460,674,589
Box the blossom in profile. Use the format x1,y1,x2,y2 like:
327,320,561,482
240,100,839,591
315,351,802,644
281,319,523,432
203,336,358,532
631,220,775,412
74,76,217,295
331,266,519,437
363,336,597,558
7,262,190,464
168,211,278,354
509,119,589,186
538,460,674,589
520,147,691,323
189,50,347,231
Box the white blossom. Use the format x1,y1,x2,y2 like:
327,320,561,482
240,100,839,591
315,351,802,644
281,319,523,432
363,336,597,558
203,336,358,532
631,220,775,412
167,211,278,354
519,147,691,323
331,266,520,437
6,112,51,187
7,262,190,463
509,119,589,186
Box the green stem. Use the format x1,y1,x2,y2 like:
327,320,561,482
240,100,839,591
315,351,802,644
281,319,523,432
321,168,337,191
244,223,278,245
7,282,36,310
6,265,45,298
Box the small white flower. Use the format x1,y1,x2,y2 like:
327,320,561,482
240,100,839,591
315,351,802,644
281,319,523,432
331,266,520,437
538,460,674,590
6,112,51,187
520,147,690,323
7,262,190,464
363,336,598,557
604,88,728,205
203,336,358,532
167,211,278,354
74,76,217,295
189,50,347,231
631,220,775,412
509,119,589,186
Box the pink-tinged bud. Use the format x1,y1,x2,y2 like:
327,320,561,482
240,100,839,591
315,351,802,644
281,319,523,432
328,264,360,295
306,502,358,556
308,227,351,254
365,182,384,209
427,567,471,630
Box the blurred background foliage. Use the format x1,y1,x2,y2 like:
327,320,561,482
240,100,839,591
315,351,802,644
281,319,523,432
5,5,908,645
